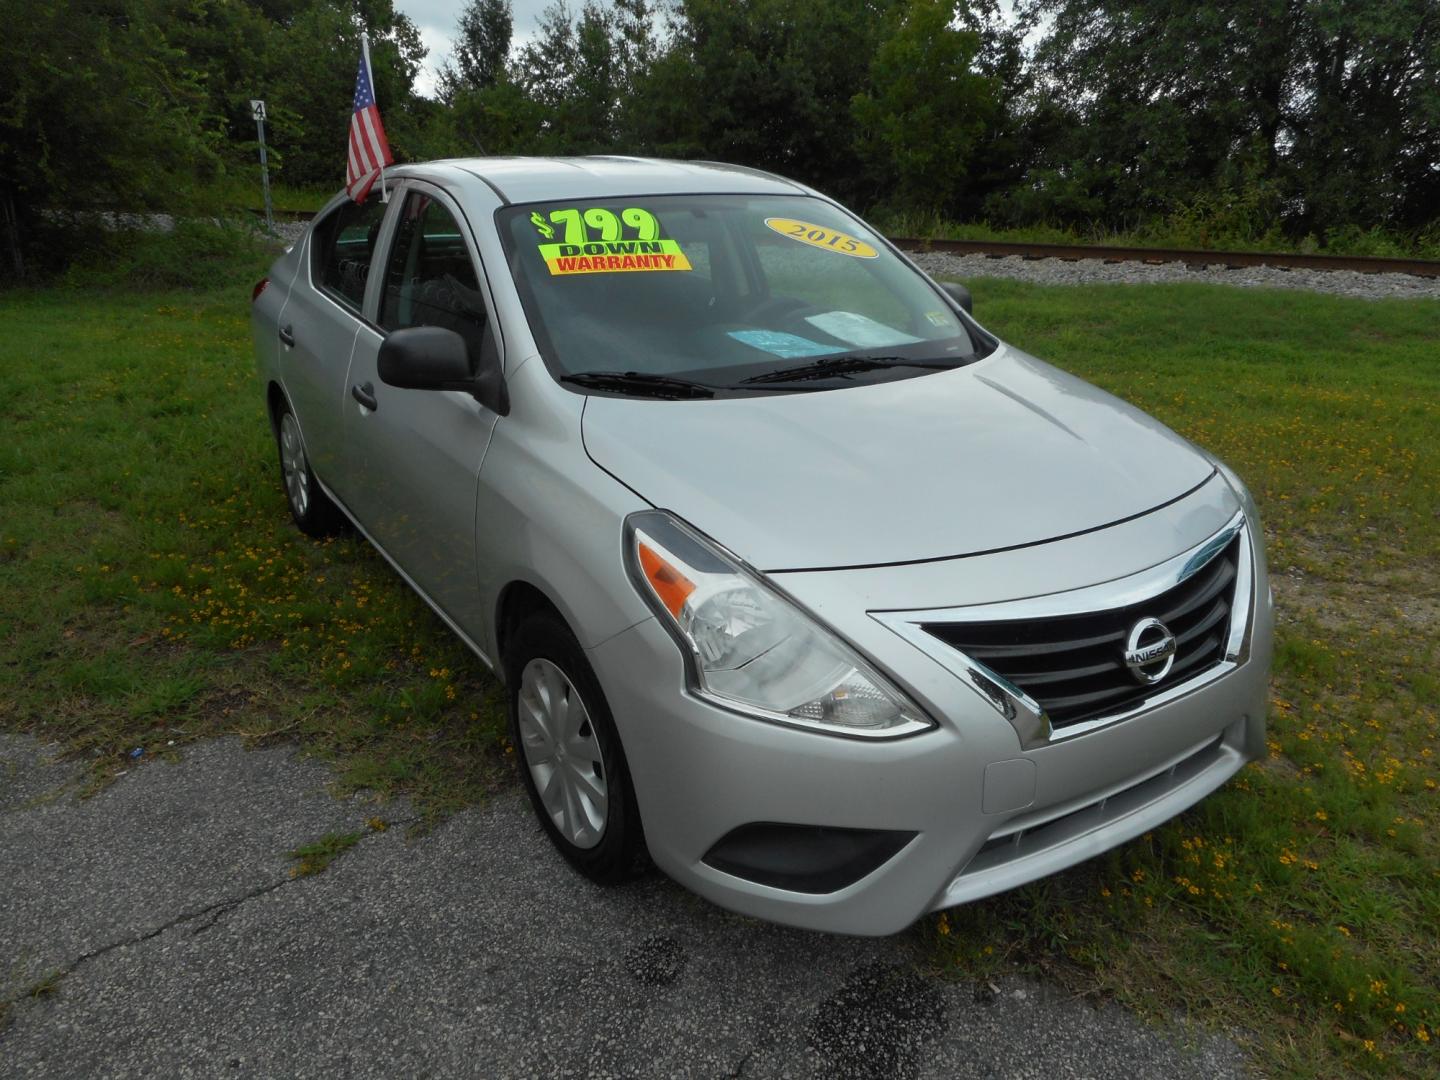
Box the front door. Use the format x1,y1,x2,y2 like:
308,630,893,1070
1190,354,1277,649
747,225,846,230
342,182,503,643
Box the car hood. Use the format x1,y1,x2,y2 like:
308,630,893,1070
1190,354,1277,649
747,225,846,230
581,345,1216,571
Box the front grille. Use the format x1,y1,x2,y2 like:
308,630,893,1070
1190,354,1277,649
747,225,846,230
924,536,1241,730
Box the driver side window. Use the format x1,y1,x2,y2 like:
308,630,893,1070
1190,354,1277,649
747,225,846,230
380,192,489,364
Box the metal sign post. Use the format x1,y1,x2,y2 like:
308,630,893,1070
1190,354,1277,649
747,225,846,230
251,99,275,233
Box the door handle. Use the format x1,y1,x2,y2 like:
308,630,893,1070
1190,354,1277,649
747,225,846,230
278,324,296,348
351,382,378,411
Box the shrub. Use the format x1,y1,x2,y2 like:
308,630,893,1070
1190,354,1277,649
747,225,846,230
54,217,278,290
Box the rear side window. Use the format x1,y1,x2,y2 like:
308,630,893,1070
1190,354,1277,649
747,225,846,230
379,192,489,361
312,195,389,311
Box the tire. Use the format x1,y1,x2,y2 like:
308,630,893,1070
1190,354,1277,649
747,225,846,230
274,400,344,537
506,608,646,883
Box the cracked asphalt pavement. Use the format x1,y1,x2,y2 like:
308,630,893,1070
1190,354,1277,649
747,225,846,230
0,734,1247,1078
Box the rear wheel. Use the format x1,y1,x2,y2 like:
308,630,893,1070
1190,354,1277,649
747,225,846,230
506,609,646,883
274,400,343,537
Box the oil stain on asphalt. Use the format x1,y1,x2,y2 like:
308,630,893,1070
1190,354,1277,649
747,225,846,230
807,962,948,1079
623,934,688,987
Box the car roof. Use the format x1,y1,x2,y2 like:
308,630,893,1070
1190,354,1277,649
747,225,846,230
387,156,811,204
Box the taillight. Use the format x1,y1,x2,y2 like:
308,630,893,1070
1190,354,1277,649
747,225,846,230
252,277,269,303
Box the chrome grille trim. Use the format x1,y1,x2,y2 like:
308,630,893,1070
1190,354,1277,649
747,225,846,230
925,537,1240,729
872,512,1254,748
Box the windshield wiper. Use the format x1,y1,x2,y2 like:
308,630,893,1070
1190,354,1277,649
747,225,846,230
739,355,960,385
560,371,716,399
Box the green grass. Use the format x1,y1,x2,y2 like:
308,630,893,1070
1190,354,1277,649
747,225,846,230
24,971,63,1000
1,273,1437,1075
0,969,66,1033
0,284,510,819
288,830,365,877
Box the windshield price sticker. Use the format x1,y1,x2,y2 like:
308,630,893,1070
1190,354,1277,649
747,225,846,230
765,218,879,259
539,239,691,275
532,206,692,275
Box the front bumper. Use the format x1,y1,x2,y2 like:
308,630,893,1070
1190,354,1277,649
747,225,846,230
586,505,1274,936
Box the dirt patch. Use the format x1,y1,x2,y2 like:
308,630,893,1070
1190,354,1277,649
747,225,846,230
199,687,255,720
1270,532,1440,636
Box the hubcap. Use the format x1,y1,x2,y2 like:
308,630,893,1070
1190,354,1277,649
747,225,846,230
517,658,608,849
279,413,310,517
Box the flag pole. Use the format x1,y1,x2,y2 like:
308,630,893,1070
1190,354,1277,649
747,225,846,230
361,31,387,202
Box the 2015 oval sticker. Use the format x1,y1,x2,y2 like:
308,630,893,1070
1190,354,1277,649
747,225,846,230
765,218,879,259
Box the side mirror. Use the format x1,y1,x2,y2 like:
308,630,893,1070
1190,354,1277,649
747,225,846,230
377,324,509,416
940,281,973,315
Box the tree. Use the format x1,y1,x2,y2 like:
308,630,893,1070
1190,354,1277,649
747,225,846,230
851,0,1002,215
1016,0,1440,239
514,1,580,115
446,77,549,156
630,0,903,201
156,0,289,157
512,1,622,154
267,0,426,187
438,0,513,100
607,0,659,146
0,0,218,278
1287,0,1440,233
1012,0,1297,231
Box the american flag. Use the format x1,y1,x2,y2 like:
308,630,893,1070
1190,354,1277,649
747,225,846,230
346,38,392,202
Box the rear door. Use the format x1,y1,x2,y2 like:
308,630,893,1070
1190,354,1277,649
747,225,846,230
280,193,392,504
341,181,504,642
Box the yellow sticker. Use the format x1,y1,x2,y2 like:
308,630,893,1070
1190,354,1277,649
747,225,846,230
765,218,879,259
538,239,692,276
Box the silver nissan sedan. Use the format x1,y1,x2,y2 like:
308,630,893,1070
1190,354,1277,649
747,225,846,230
250,157,1273,935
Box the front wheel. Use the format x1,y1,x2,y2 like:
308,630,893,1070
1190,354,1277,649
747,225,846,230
506,609,646,883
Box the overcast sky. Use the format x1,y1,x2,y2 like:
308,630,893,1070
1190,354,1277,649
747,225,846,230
396,0,555,97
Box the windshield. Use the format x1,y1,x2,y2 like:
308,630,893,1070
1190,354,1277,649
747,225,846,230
498,194,989,395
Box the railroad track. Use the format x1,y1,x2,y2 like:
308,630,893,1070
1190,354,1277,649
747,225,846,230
255,208,317,222
253,209,1438,278
889,236,1440,279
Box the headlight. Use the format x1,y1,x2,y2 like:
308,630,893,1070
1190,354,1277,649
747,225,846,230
624,510,933,738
